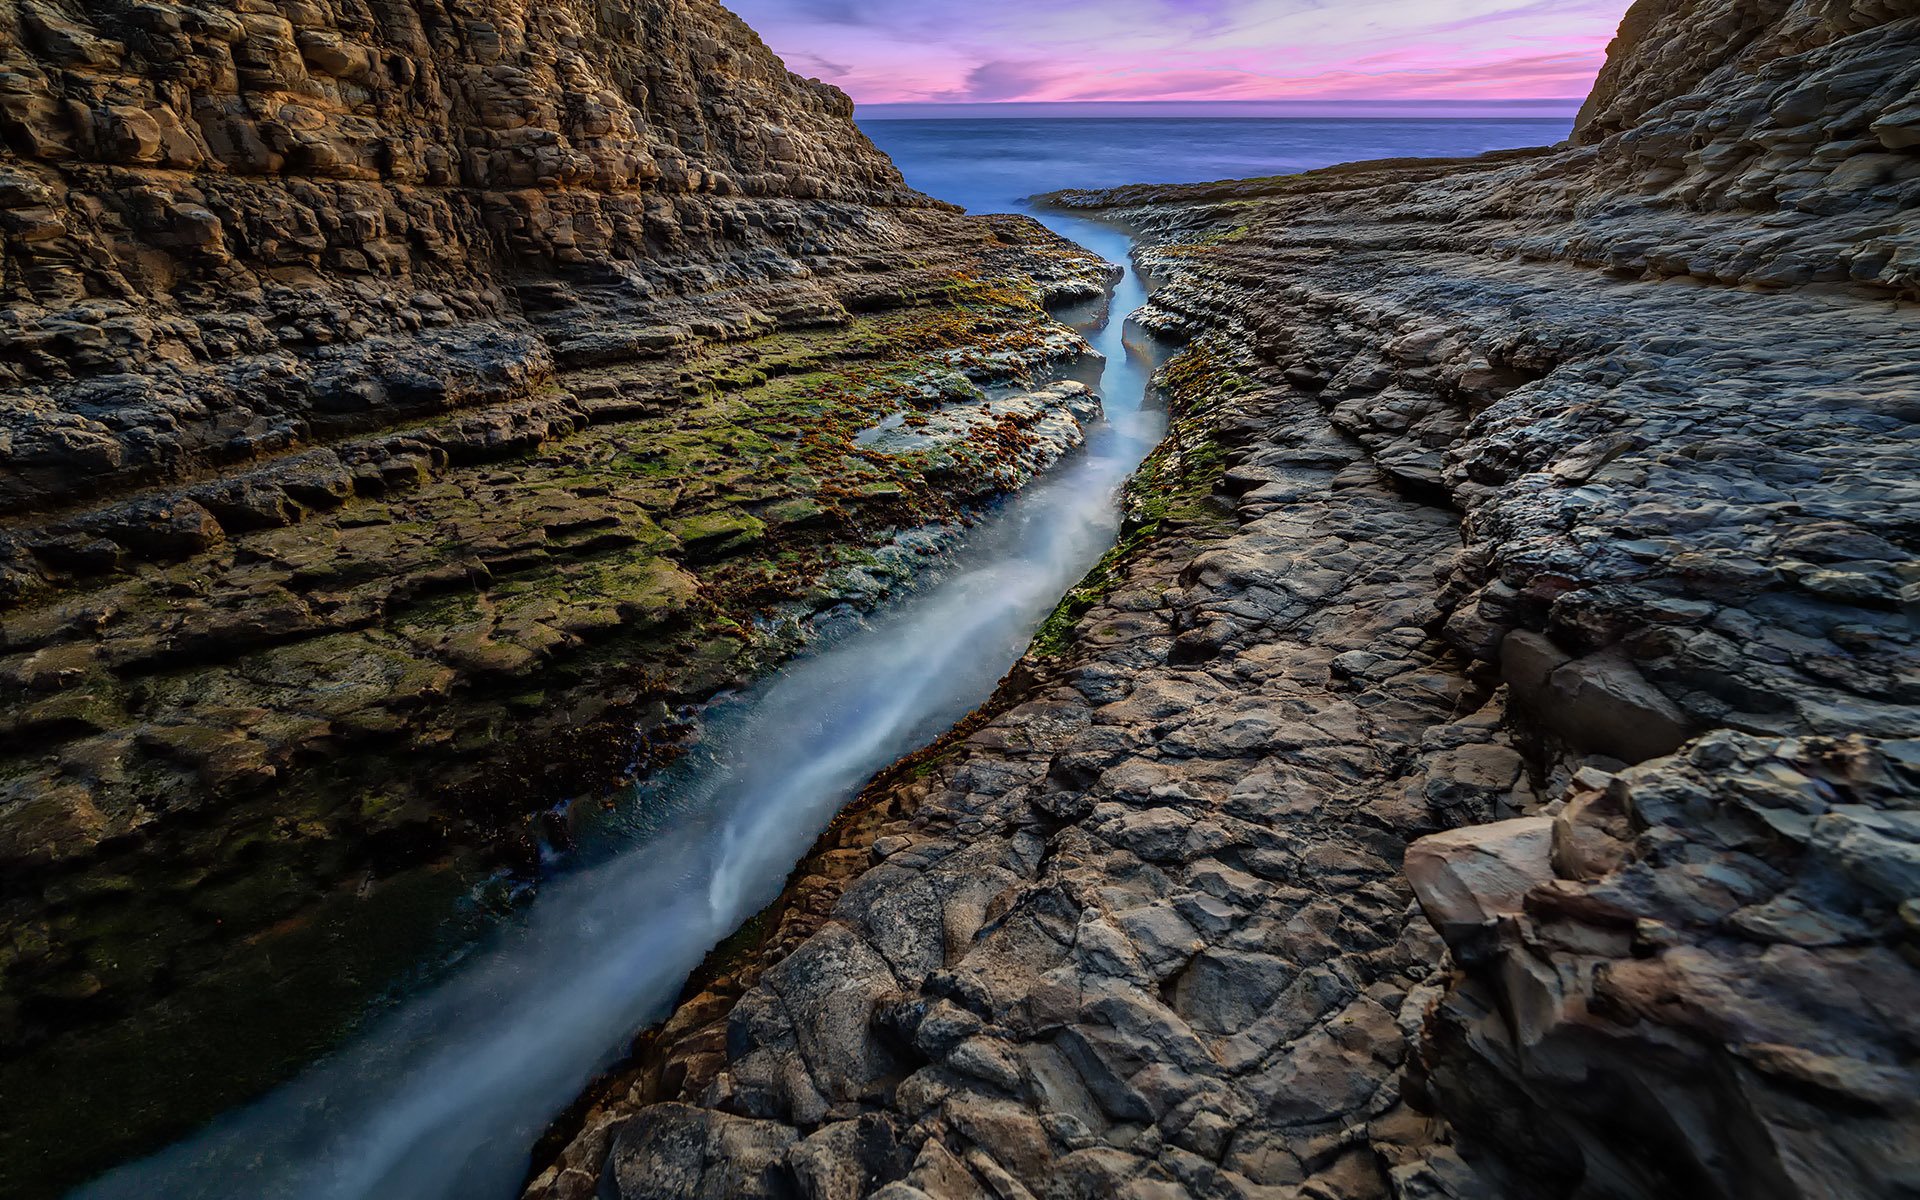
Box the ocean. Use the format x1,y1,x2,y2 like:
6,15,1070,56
856,115,1576,216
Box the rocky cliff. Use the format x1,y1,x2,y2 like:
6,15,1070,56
2,0,918,521
0,1,1115,1191
533,2,1920,1198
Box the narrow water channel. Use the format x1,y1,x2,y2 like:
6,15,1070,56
72,211,1164,1199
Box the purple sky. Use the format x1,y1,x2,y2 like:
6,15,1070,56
726,0,1632,105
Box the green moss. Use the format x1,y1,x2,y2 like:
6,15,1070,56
908,747,960,780
394,587,486,629
15,684,127,737
763,497,827,528
1172,222,1252,252
1030,339,1243,658
667,512,768,561
705,909,771,977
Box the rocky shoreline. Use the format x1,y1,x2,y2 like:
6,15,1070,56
526,3,1920,1198
2,0,1916,1196
528,278,1515,1200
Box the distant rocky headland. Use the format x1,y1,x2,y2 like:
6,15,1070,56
3,0,1917,1197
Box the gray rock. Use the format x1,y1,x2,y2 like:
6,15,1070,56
536,5,1920,1200
605,1104,799,1200
1542,651,1692,764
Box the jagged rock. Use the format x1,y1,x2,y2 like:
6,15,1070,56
604,1104,800,1200
1404,819,1555,947
1415,733,1920,1199
1503,637,1693,764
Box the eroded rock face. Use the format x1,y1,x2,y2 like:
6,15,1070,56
0,1,1118,1190
539,1,1919,1198
1419,732,1920,1200
0,0,924,512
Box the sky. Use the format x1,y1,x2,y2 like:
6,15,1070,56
724,0,1632,106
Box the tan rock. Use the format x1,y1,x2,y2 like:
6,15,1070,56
1405,819,1556,944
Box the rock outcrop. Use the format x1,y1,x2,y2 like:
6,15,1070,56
0,1,1115,1191
536,2,1920,1198
1416,731,1919,1199
1,0,917,521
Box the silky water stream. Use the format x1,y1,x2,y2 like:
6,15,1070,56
74,211,1164,1200
72,111,1580,1200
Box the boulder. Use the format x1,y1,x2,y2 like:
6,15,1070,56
1405,819,1555,945
604,1104,798,1200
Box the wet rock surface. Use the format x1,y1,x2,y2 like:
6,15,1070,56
539,2,1919,1198
0,0,1115,1190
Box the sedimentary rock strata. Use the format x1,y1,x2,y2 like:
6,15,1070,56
541,2,1919,1197
0,0,1114,1189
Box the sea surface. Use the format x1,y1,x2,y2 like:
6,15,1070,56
857,115,1573,215
65,116,1568,1200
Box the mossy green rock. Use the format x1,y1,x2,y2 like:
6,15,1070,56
666,513,768,562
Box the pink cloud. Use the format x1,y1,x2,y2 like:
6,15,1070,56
724,0,1634,104
941,60,1067,101
986,50,1611,102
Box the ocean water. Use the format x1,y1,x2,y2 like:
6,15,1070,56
63,116,1568,1200
858,115,1573,215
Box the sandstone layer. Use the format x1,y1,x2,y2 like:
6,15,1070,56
535,2,1920,1198
0,1,1115,1191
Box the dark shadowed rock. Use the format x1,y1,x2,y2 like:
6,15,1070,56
606,1104,799,1200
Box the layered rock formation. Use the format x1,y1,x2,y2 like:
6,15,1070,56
535,2,1920,1198
0,1,1114,1191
